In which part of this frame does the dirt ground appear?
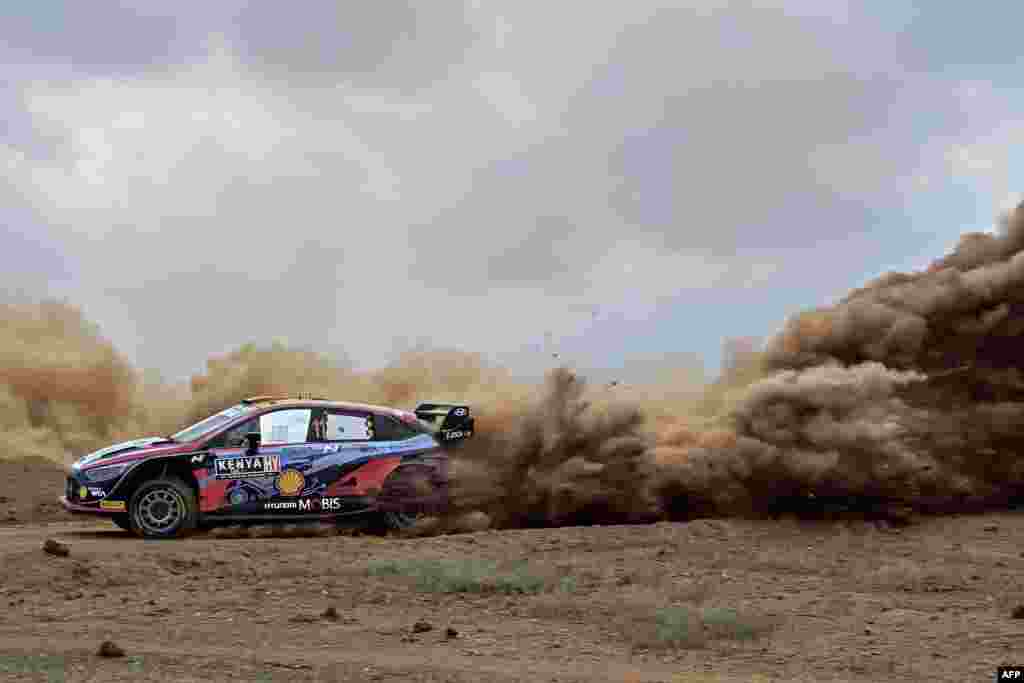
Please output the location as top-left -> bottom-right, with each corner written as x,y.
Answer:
1,460 -> 1022,682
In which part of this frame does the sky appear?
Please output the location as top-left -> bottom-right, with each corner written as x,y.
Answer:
2,1 -> 1023,382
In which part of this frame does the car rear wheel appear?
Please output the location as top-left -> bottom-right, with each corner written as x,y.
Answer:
128,477 -> 198,539
379,510 -> 420,530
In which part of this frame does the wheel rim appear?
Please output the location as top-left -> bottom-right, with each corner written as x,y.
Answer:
134,487 -> 185,534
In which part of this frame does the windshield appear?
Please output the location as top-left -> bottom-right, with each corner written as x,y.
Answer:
170,404 -> 252,443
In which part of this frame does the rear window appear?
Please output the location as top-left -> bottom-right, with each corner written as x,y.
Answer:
373,414 -> 424,441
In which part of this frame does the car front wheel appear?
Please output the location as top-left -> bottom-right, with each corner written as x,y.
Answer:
128,477 -> 198,539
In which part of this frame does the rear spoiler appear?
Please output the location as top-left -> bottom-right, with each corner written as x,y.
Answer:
414,403 -> 474,443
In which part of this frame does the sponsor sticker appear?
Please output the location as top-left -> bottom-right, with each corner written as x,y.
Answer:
87,487 -> 105,497
78,486 -> 88,499
99,500 -> 125,511
275,469 -> 305,497
214,455 -> 281,479
263,500 -> 299,510
319,497 -> 343,511
261,497 -> 343,512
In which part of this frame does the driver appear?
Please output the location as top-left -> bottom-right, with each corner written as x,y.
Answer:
310,412 -> 328,442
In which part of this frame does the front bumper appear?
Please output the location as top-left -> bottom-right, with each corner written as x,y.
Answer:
59,496 -> 123,516
63,473 -> 125,515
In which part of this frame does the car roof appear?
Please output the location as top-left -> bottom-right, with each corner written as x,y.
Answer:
241,396 -> 411,416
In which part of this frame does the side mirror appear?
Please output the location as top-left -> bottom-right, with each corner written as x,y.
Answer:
244,432 -> 261,455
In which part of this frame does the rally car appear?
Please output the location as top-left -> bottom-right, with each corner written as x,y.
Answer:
60,396 -> 473,538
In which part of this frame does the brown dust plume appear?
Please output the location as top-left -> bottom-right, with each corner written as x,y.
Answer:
5,202 -> 1024,528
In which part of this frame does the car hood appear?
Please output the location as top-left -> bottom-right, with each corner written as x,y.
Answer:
72,436 -> 181,471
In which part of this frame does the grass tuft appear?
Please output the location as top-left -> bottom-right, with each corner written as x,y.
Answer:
654,606 -> 703,647
630,605 -> 774,650
366,557 -> 565,595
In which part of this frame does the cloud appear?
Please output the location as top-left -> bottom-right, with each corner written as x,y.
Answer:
228,1 -> 479,90
0,2 -> 1018,377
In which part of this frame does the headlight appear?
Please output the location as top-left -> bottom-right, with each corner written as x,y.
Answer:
79,463 -> 130,482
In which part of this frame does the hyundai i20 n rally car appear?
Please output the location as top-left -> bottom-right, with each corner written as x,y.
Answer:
60,396 -> 473,538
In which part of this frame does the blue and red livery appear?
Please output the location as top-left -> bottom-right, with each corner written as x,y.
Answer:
60,397 -> 472,538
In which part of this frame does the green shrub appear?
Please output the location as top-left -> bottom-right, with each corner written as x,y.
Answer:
366,557 -> 554,595
640,605 -> 773,649
700,607 -> 762,640
655,606 -> 702,647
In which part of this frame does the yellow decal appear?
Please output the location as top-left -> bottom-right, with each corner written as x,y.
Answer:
99,500 -> 125,512
78,486 -> 88,499
275,469 -> 306,497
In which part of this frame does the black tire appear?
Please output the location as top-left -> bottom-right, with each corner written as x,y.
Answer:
378,510 -> 420,531
127,477 -> 198,539
111,514 -> 131,531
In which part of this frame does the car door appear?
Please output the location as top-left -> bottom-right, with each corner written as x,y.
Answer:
203,408 -> 313,514
299,408 -> 377,499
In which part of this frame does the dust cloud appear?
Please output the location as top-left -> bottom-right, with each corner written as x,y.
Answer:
650,200 -> 1024,520
5,202 -> 1024,528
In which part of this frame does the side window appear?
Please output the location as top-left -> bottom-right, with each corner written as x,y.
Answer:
373,414 -> 419,441
207,417 -> 259,449
259,409 -> 312,445
318,410 -> 374,442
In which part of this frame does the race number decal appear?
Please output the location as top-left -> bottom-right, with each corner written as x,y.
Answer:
325,413 -> 374,441
260,409 -> 312,445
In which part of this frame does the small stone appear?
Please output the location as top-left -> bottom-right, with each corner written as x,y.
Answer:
322,606 -> 339,621
97,641 -> 124,658
412,620 -> 433,633
1011,605 -> 1024,619
444,627 -> 458,639
43,539 -> 69,557
984,524 -> 999,532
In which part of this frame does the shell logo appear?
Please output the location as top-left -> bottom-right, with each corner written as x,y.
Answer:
276,469 -> 305,497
